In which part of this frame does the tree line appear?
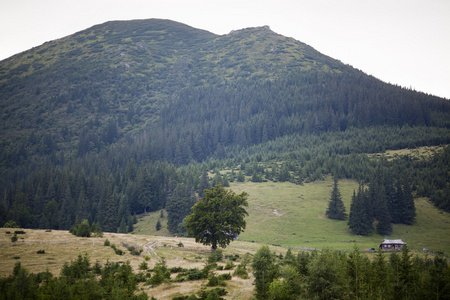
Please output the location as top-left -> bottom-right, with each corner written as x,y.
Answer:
252,245 -> 449,300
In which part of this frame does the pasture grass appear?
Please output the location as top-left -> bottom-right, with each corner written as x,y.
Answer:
229,177 -> 450,253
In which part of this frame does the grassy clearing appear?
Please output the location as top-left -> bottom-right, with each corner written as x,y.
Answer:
133,209 -> 171,236
228,177 -> 450,253
0,228 -> 286,299
132,176 -> 450,254
368,145 -> 444,160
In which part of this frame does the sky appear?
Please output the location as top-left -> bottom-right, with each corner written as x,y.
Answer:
1,0 -> 449,99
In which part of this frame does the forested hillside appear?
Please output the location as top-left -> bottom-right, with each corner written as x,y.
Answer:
0,19 -> 449,234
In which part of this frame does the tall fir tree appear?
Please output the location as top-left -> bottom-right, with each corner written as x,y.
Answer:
326,178 -> 347,220
399,175 -> 416,225
198,169 -> 211,197
369,176 -> 392,235
384,171 -> 400,223
348,184 -> 373,235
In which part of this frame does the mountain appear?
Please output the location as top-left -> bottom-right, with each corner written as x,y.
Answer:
0,19 -> 449,233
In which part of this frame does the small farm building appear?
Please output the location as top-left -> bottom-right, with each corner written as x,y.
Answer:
379,239 -> 407,251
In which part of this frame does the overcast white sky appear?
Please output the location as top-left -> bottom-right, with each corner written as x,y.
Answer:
1,0 -> 449,99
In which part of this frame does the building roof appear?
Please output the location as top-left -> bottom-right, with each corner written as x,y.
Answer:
381,239 -> 406,245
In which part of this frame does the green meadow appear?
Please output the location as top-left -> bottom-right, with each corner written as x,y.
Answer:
136,176 -> 450,254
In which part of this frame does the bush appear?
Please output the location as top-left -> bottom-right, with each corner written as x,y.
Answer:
224,262 -> 234,270
207,275 -> 226,287
218,273 -> 232,280
104,239 -> 110,246
170,267 -> 186,273
208,249 -> 223,264
139,261 -> 148,270
36,249 -> 45,254
4,220 -> 18,228
186,268 -> 203,281
233,264 -> 249,279
11,234 -> 18,243
14,230 -> 26,234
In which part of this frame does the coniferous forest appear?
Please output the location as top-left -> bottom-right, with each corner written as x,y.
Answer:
0,19 -> 449,237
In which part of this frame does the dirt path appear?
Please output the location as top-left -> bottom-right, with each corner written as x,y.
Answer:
143,240 -> 159,259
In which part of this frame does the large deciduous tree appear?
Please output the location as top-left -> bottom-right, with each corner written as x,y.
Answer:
185,184 -> 248,251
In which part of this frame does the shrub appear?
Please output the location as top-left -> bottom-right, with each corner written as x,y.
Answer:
14,230 -> 26,234
170,267 -> 186,273
104,239 -> 110,246
207,275 -> 226,287
186,268 -> 203,281
3,220 -> 18,228
36,249 -> 45,254
198,288 -> 227,299
224,262 -> 234,270
208,249 -> 223,264
218,273 -> 232,280
11,234 -> 18,243
144,255 -> 151,261
139,261 -> 148,270
233,264 -> 249,279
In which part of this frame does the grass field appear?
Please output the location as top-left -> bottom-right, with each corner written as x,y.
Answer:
230,178 -> 450,253
135,176 -> 450,254
0,228 -> 269,299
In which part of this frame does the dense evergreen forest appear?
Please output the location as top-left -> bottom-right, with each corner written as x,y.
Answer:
0,19 -> 449,234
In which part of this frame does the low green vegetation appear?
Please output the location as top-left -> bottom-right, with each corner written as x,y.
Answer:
251,245 -> 449,300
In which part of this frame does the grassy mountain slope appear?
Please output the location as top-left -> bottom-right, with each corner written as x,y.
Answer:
135,176 -> 450,254
0,19 -> 344,165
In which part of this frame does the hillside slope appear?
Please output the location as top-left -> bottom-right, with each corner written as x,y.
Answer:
0,19 -> 449,234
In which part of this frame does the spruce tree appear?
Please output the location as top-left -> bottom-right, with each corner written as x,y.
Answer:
399,175 -> 416,225
326,178 -> 347,220
370,178 -> 392,235
348,184 -> 373,235
385,172 -> 400,223
156,219 -> 161,231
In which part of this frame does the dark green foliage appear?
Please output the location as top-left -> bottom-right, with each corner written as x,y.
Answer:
156,219 -> 161,231
69,219 -> 103,237
232,264 -> 249,279
185,184 -> 248,251
10,233 -> 18,243
252,245 -> 278,299
348,186 -> 373,235
166,183 -> 196,234
325,178 -> 347,220
148,259 -> 170,286
306,250 -> 348,300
